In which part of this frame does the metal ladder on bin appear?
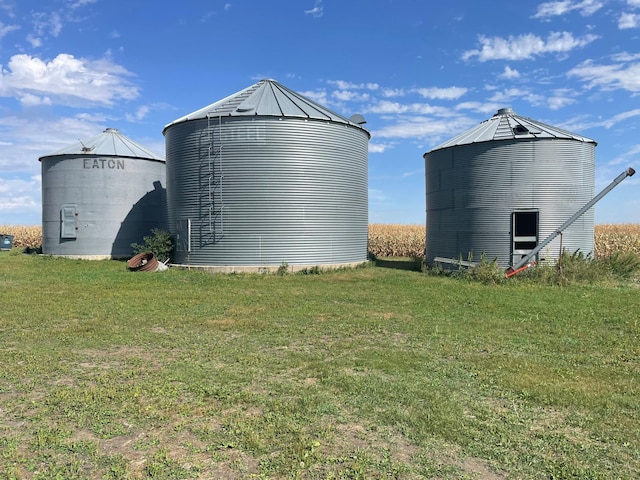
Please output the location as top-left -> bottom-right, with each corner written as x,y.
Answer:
205,113 -> 224,243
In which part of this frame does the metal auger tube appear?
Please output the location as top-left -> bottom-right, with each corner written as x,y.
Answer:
508,167 -> 636,273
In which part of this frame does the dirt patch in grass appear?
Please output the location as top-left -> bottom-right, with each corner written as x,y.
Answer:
326,422 -> 420,469
458,456 -> 506,479
79,345 -> 168,370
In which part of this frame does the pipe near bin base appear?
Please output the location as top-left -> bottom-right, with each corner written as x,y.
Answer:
127,252 -> 161,272
507,166 -> 636,275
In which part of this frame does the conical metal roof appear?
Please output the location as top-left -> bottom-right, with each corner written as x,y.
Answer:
426,108 -> 596,155
163,79 -> 368,134
40,128 -> 164,161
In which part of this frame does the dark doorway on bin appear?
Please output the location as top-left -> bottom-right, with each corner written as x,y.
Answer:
512,211 -> 538,264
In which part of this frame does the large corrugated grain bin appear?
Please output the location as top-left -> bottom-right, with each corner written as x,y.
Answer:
39,128 -> 166,259
423,108 -> 596,268
163,79 -> 370,270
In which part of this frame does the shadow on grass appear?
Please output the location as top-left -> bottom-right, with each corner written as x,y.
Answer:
374,257 -> 421,271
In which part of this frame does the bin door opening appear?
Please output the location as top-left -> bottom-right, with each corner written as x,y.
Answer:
61,204 -> 78,239
176,218 -> 192,253
512,211 -> 538,264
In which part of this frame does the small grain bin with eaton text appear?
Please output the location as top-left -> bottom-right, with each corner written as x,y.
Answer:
163,79 -> 370,270
423,108 -> 596,269
40,128 -> 167,259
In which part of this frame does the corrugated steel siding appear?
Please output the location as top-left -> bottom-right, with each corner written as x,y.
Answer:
425,139 -> 595,268
165,116 -> 369,266
41,155 -> 167,257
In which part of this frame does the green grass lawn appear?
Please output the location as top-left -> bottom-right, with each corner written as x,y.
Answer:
0,253 -> 638,479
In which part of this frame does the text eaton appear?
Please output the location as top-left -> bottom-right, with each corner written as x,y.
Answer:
83,158 -> 125,169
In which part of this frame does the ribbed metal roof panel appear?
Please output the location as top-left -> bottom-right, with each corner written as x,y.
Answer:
164,79 -> 368,133
427,108 -> 596,153
40,128 -> 164,161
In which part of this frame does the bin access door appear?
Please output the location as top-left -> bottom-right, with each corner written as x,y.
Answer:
512,211 -> 538,265
61,204 -> 78,239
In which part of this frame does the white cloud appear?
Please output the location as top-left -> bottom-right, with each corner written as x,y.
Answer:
299,89 -> 328,105
628,0 -> 640,7
414,86 -> 467,100
533,0 -> 604,19
462,31 -> 599,62
562,108 -> 640,132
125,105 -> 150,122
0,21 -> 19,39
304,0 -> 323,18
546,90 -> 577,109
32,11 -> 63,38
612,51 -> 640,61
569,59 -> 640,92
500,66 -> 521,79
401,169 -> 423,178
608,144 -> 640,166
381,88 -> 406,97
0,176 -> 40,214
18,92 -> 52,106
67,0 -> 98,8
619,12 -> 640,29
489,88 -> 530,103
0,53 -> 139,106
368,188 -> 387,202
364,100 -> 451,116
601,108 -> 640,128
332,90 -> 370,102
368,143 -> 391,153
0,114 -> 105,172
26,34 -> 42,47
454,101 -> 504,115
372,115 -> 475,141
327,80 -> 379,90
200,11 -> 215,23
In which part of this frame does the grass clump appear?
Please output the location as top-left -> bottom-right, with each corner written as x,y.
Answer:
519,250 -> 640,285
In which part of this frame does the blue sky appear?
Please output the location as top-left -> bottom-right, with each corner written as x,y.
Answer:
1,0 -> 639,226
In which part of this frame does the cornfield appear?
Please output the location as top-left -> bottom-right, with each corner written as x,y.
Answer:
368,224 -> 426,258
3,224 -> 640,259
0,225 -> 42,249
593,224 -> 640,259
367,224 -> 640,259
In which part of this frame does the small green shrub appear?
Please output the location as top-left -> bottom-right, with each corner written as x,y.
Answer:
599,250 -> 640,279
276,262 -> 290,276
131,228 -> 174,263
464,255 -> 504,284
297,265 -> 322,275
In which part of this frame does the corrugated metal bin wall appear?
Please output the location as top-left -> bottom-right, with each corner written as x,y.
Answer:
425,131 -> 595,268
40,129 -> 166,258
165,116 -> 369,266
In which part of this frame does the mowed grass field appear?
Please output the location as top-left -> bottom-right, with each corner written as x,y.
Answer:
1,251 -> 639,479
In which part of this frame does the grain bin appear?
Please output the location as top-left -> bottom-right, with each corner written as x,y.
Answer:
163,79 -> 370,270
40,128 -> 166,259
423,108 -> 596,268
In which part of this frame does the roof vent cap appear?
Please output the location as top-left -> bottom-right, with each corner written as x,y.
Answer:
495,107 -> 514,116
349,113 -> 367,125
